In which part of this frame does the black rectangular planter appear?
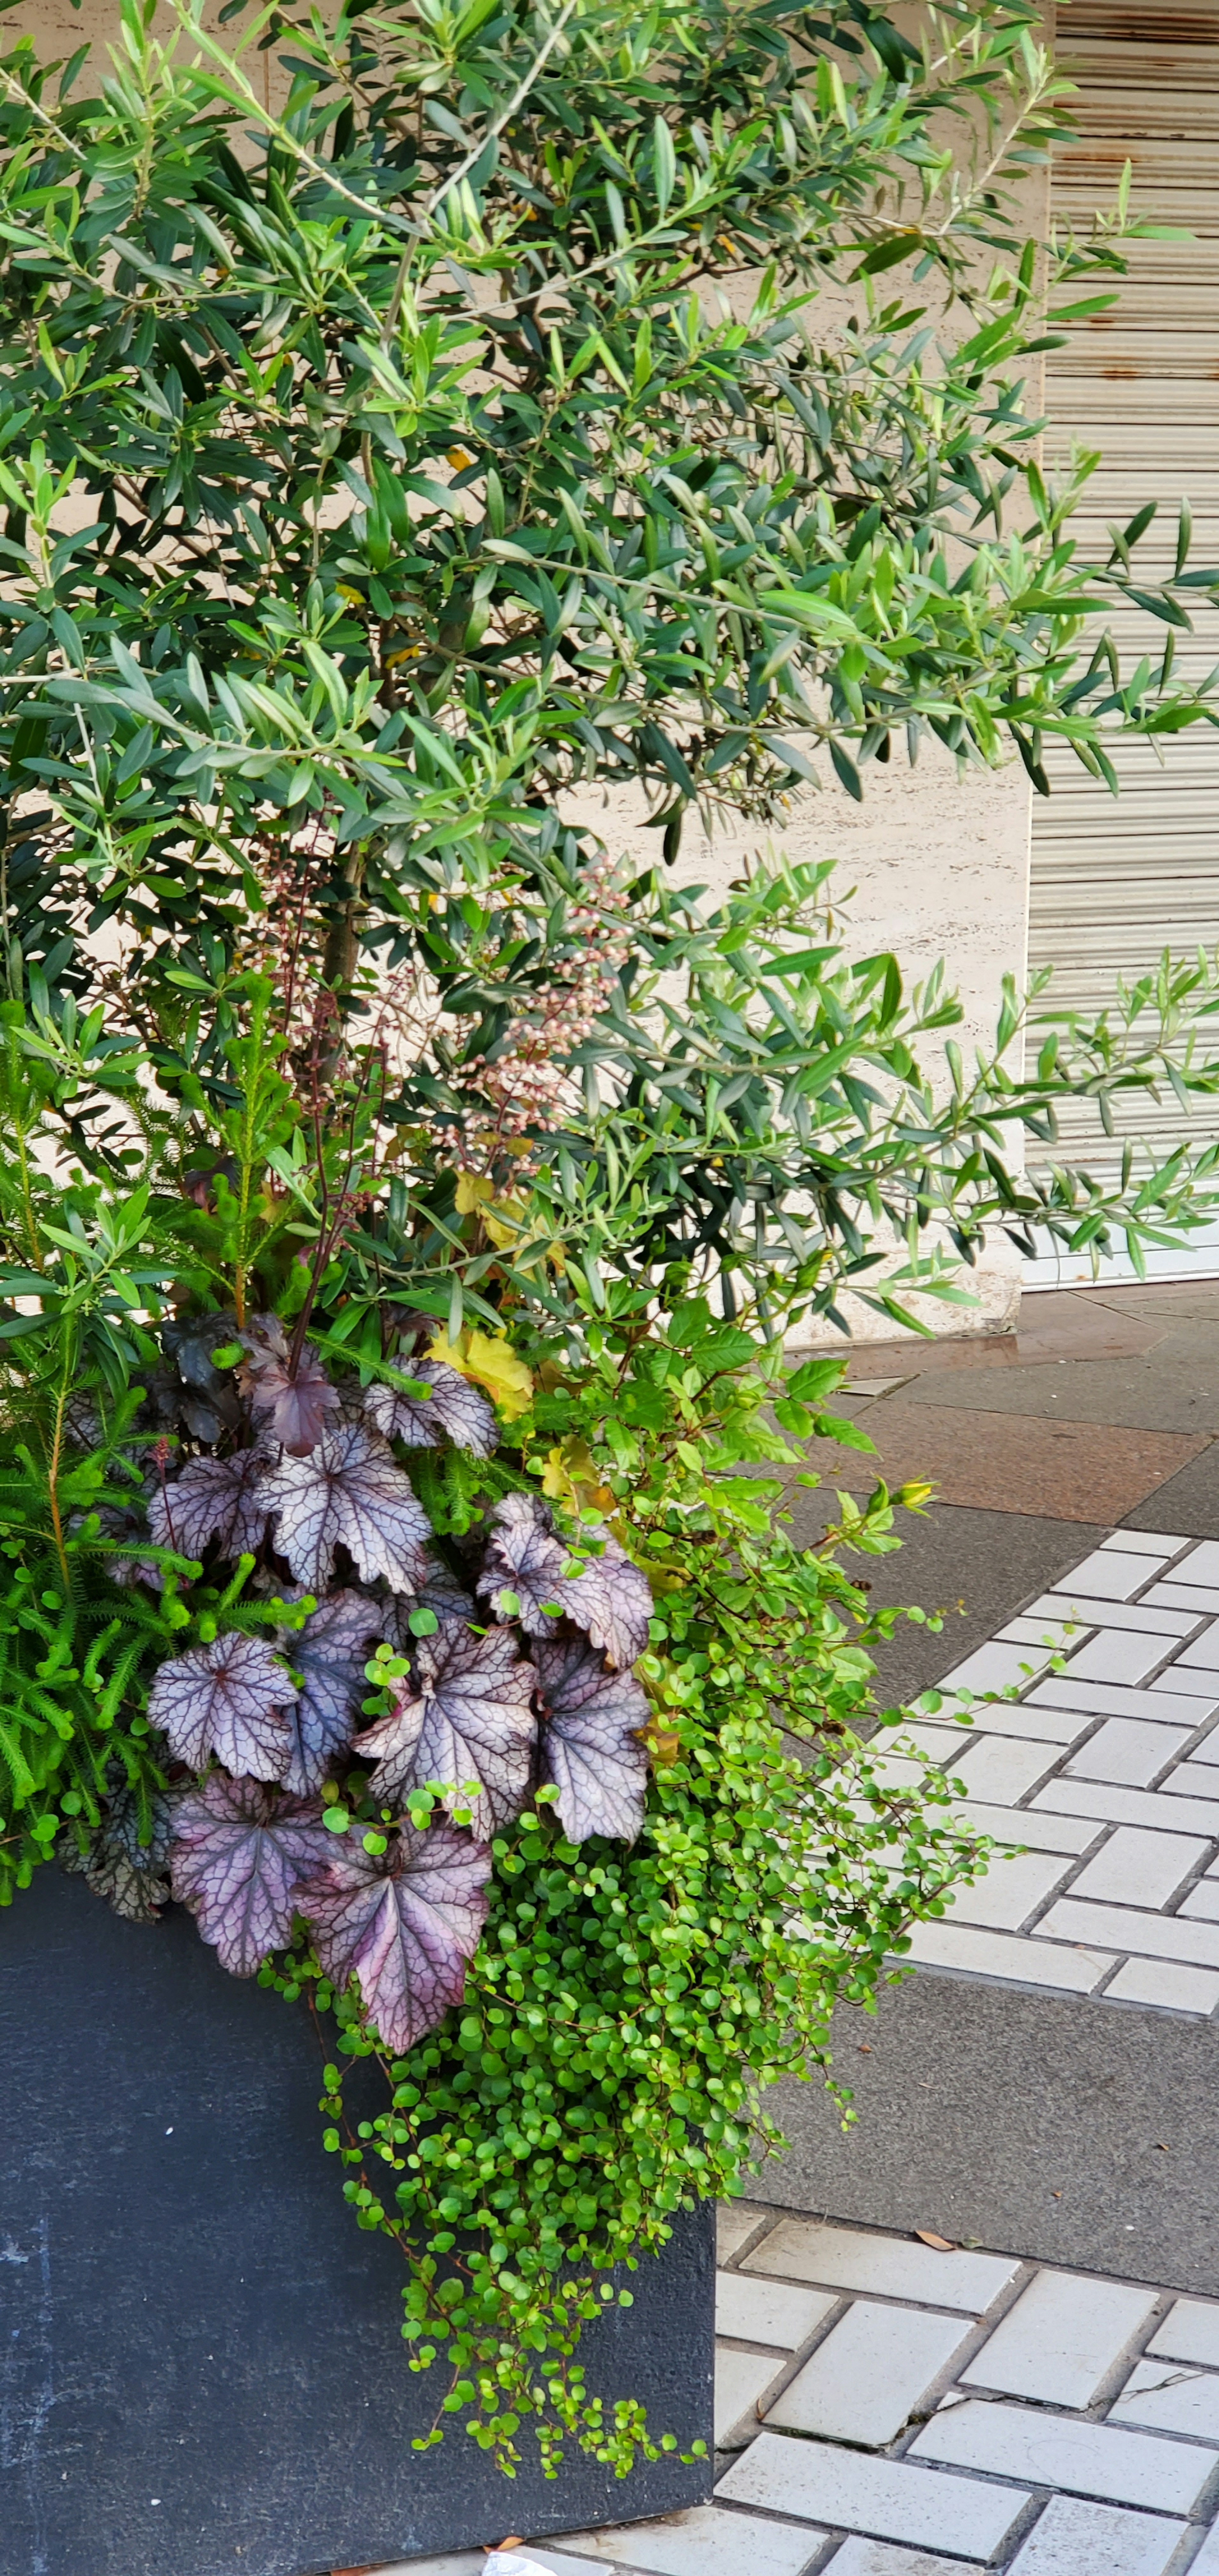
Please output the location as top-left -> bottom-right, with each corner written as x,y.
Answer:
1,1868 -> 714,2576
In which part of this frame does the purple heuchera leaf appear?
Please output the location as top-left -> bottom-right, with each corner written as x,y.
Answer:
59,1784 -> 177,1923
282,1589 -> 383,1794
477,1493 -> 652,1668
352,1622 -> 536,1839
364,1361 -> 497,1458
171,1774 -> 332,1974
382,1556 -> 476,1653
147,1632 -> 294,1781
239,1313 -> 341,1455
296,1820 -> 492,2053
147,1449 -> 271,1563
532,1633 -> 649,1844
259,1424 -> 431,1594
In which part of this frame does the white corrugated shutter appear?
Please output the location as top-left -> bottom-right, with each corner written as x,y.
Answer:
1025,0 -> 1219,1283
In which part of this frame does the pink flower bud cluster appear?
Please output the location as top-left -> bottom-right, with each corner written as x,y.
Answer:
465,854 -> 631,1161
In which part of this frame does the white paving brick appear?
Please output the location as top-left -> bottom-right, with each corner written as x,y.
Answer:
885,1722 -> 981,1773
716,2432 -> 1030,2558
949,1736 -> 1064,1805
1053,1551 -> 1161,1600
1030,1680 -> 1216,1727
1173,1624 -> 1219,1671
1175,1543 -> 1219,1585
1101,1533 -> 1185,1555
1149,1670 -> 1219,1702
1149,2300 -> 1219,2369
1033,1781 -> 1219,1838
765,2300 -> 973,2448
933,1642 -> 1057,1697
742,2221 -> 1019,2313
962,2270 -> 1157,2408
1109,2355 -> 1219,2441
931,1704 -> 1085,1747
1032,1595 -> 1197,1638
554,2503 -> 829,2575
910,2397 -> 1217,2512
715,2271 -> 837,2350
1181,1882 -> 1219,1918
1104,1957 -> 1219,2013
828,2548 -> 985,2576
1063,1635 -> 1170,1688
1065,1720 -> 1192,1789
1182,1729 -> 1219,1765
1035,1896 -> 1219,1969
1004,2494 -> 1187,2576
1070,1827 -> 1209,1909
716,2203 -> 772,2266
938,1849 -> 1076,1931
1185,2526 -> 1219,2572
999,1617 -> 1087,1648
949,1802 -> 1103,1854
1161,1773 -> 1219,1808
903,1920 -> 1114,1993
1143,1582 -> 1219,1612
715,2342 -> 790,2447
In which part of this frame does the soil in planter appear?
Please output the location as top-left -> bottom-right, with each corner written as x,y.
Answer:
0,1867 -> 714,2576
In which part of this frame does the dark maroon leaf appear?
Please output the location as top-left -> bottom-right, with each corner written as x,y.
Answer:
59,1784 -> 176,1923
365,1360 -> 497,1458
239,1313 -> 341,1455
147,1449 -> 271,1563
147,1632 -> 295,1781
352,1622 -> 536,1838
259,1424 -> 432,1594
532,1634 -> 649,1843
282,1590 -> 383,1794
170,1774 -> 332,1974
296,1821 -> 492,2053
477,1493 -> 652,1668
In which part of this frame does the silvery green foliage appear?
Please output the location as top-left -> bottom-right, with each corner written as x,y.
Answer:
295,1822 -> 494,2058
170,1775 -> 333,1975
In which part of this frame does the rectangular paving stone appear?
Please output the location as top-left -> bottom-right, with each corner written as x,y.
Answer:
935,1643 -> 1058,1699
1032,1780 -> 1219,1837
1143,1582 -> 1219,1613
910,2397 -> 1217,2512
903,1920 -> 1114,1993
1104,1957 -> 1219,2014
1109,2354 -> 1219,2441
715,2342 -> 790,2448
1065,1720 -> 1192,1789
1036,1897 -> 1219,1970
1149,2300 -> 1219,2369
552,2508 -> 830,2576
949,1736 -> 1065,1805
1182,1882 -> 1219,1918
715,2271 -> 837,2351
741,2221 -> 1019,2313
1174,1625 -> 1219,1669
1004,2494 -> 1187,2576
1185,2527 -> 1219,2573
716,2432 -> 1031,2558
1030,1679 -> 1218,1726
922,1703 -> 1085,1747
1063,1635 -> 1171,1688
949,1802 -> 1103,1854
1055,1549 -> 1164,1599
716,2203 -> 772,2266
1149,1668 -> 1219,1700
1175,1542 -> 1219,1585
1070,1827 -> 1209,1909
828,2551 -> 984,2576
765,2300 -> 973,2448
999,1617 -> 1089,1650
1101,1532 -> 1186,1554
938,1849 -> 1076,1932
962,2269 -> 1157,2408
1032,1595 -> 1197,1638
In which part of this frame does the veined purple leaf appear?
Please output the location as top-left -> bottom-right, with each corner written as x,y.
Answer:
477,1493 -> 652,1668
59,1784 -> 176,1923
259,1424 -> 431,1594
239,1313 -> 341,1455
147,1448 -> 271,1563
365,1360 -> 497,1458
147,1632 -> 294,1781
296,1821 -> 492,2054
533,1633 -> 649,1844
170,1774 -> 332,1975
352,1622 -> 536,1838
282,1589 -> 383,1794
382,1556 -> 476,1653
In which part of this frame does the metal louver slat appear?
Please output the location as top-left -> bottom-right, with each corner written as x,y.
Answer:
1025,2 -> 1219,1281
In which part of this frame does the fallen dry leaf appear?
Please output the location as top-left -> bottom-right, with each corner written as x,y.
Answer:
914,2229 -> 956,2252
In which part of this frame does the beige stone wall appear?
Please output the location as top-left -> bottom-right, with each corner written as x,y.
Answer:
9,0 -> 1045,1340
